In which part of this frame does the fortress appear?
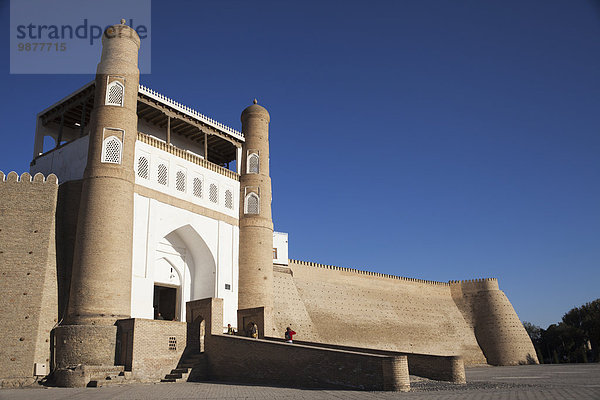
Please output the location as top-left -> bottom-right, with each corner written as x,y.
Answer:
0,21 -> 537,389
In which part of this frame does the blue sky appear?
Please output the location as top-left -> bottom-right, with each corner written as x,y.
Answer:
1,1 -> 598,328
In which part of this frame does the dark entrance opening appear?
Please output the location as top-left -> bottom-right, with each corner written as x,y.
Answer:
153,285 -> 177,321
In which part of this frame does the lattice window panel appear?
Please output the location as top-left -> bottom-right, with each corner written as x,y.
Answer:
168,336 -> 177,351
158,164 -> 168,186
193,177 -> 203,198
248,153 -> 259,174
105,81 -> 124,107
101,136 -> 122,164
209,183 -> 218,203
225,190 -> 233,209
245,193 -> 259,214
176,170 -> 186,192
137,156 -> 149,179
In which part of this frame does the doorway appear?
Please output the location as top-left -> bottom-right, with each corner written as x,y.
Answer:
154,285 -> 178,321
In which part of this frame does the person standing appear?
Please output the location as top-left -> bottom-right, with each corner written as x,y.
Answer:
227,324 -> 236,335
285,326 -> 296,343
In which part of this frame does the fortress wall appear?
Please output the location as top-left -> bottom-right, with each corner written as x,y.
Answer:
0,172 -> 58,386
450,280 -> 539,365
273,260 -> 487,364
272,265 -> 320,341
55,180 -> 83,322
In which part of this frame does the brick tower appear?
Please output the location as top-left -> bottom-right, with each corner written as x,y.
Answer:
54,20 -> 140,384
238,100 -> 275,336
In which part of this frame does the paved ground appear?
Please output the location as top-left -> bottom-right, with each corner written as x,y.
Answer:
1,364 -> 599,399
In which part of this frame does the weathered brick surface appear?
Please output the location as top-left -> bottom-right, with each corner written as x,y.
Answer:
275,261 -> 536,367
117,319 -> 186,382
54,181 -> 82,322
450,279 -> 539,365
0,171 -> 58,386
206,334 -> 409,391
275,261 -> 487,364
267,337 -> 465,383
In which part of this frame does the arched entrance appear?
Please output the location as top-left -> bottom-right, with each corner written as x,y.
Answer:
152,224 -> 216,322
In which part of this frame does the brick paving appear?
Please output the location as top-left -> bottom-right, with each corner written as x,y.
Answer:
1,364 -> 599,400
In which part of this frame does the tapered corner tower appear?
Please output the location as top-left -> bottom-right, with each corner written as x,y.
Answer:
54,20 -> 140,385
238,100 -> 275,336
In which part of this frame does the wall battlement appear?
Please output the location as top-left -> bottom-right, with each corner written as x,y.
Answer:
0,171 -> 58,184
449,278 -> 499,295
289,259 -> 449,287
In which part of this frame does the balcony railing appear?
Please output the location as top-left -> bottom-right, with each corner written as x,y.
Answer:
136,132 -> 239,181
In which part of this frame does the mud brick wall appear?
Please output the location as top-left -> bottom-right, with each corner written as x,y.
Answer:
450,279 -> 539,365
268,337 -> 466,383
117,318 -> 186,381
274,260 -> 487,364
0,172 -> 58,386
206,334 -> 409,391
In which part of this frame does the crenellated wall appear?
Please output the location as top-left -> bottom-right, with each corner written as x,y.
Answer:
273,259 -> 537,366
273,260 -> 487,364
449,279 -> 539,365
0,171 -> 59,387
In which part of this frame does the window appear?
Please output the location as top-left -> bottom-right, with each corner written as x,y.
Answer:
225,189 -> 233,209
158,164 -> 168,185
105,80 -> 124,107
101,135 -> 122,164
209,183 -> 218,203
273,248 -> 278,259
175,170 -> 186,192
247,153 -> 259,174
193,177 -> 203,198
245,193 -> 259,214
137,156 -> 149,179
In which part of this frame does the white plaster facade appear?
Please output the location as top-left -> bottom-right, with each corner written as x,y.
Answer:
134,140 -> 238,219
131,193 -> 239,327
30,135 -> 89,183
273,231 -> 289,266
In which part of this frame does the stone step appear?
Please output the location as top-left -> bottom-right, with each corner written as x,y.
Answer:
171,368 -> 190,374
177,362 -> 196,368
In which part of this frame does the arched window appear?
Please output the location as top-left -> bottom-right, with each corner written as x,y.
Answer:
245,193 -> 259,214
209,183 -> 218,203
247,153 -> 259,174
105,81 -> 124,107
101,135 -> 122,164
193,177 -> 203,198
225,190 -> 233,209
137,156 -> 149,179
176,170 -> 186,192
158,164 -> 168,185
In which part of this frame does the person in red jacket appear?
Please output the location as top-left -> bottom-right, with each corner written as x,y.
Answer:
285,326 -> 296,343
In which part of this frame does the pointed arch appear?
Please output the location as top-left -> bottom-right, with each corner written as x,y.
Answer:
101,135 -> 122,164
244,192 -> 260,214
105,80 -> 125,107
247,152 -> 259,174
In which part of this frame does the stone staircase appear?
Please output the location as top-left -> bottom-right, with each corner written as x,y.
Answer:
161,352 -> 208,383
